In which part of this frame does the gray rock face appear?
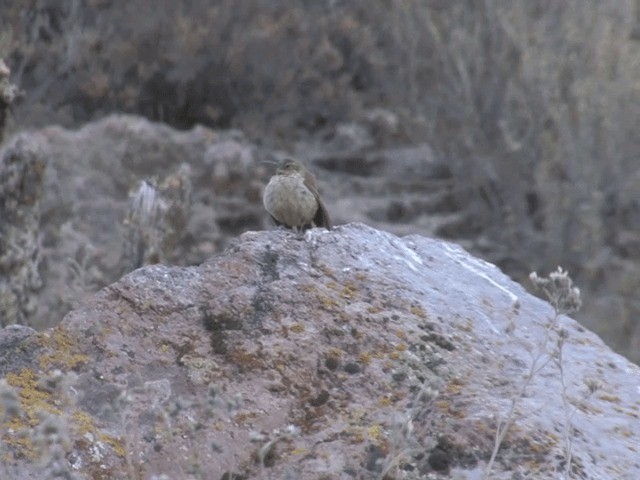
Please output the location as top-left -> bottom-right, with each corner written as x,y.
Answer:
0,224 -> 638,479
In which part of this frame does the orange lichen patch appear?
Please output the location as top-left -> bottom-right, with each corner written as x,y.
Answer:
39,327 -> 88,370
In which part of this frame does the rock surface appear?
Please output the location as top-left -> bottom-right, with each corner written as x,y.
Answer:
1,224 -> 638,479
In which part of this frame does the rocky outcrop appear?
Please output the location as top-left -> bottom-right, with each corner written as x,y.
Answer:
1,224 -> 638,479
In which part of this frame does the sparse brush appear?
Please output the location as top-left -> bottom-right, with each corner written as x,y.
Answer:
123,164 -> 192,269
530,267 -> 582,316
485,267 -> 582,479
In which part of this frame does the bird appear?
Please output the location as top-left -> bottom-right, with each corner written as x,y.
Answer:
263,158 -> 331,231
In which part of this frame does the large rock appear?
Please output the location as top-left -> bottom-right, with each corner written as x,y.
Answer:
0,224 -> 638,479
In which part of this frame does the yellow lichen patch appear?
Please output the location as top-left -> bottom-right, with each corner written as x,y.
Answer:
341,282 -> 358,300
327,348 -> 343,359
410,304 -> 427,319
5,368 -> 61,425
233,411 -> 259,425
434,399 -> 451,413
290,447 -> 310,456
326,281 -> 339,291
318,265 -> 336,279
395,330 -> 406,340
1,368 -> 63,459
460,318 -> 474,332
98,433 -> 127,458
367,305 -> 383,314
1,425 -> 35,459
367,424 -> 385,446
318,294 -> 339,310
348,428 -> 366,444
72,410 -> 97,436
289,323 -> 305,333
445,378 -> 466,395
358,352 -> 372,365
613,426 -> 634,438
378,396 -> 392,407
599,393 -> 621,403
71,412 -> 129,462
394,343 -> 407,352
39,328 -> 88,370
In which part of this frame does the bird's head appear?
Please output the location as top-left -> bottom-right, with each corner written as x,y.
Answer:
276,158 -> 305,175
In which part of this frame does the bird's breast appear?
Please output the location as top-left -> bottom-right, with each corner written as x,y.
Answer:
263,175 -> 318,227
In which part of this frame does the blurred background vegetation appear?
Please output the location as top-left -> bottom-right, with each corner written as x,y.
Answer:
1,0 -> 639,361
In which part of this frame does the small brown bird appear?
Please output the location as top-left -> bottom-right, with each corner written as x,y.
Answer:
263,158 -> 332,231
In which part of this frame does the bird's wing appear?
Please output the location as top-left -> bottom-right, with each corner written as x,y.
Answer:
304,171 -> 332,230
313,197 -> 332,230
